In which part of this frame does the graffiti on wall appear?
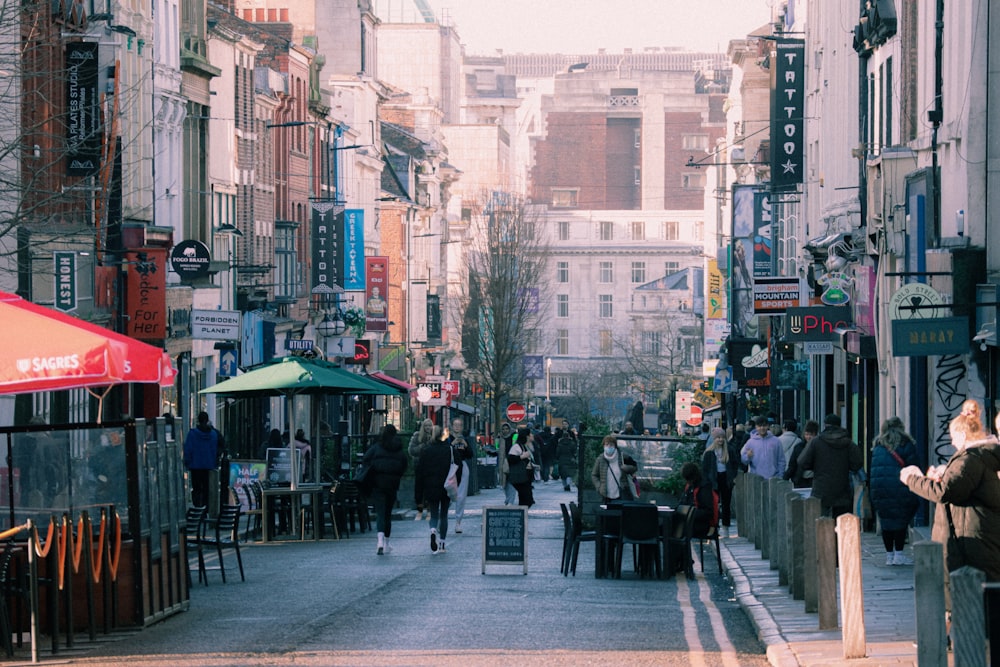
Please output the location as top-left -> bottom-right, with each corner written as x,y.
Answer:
931,354 -> 968,465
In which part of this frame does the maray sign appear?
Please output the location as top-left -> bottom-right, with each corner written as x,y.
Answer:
770,38 -> 805,191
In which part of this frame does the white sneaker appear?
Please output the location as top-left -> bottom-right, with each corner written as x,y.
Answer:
438,540 -> 446,553
894,550 -> 914,566
384,539 -> 393,554
886,552 -> 895,566
414,510 -> 423,521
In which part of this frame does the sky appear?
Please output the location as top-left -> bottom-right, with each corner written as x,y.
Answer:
414,0 -> 777,55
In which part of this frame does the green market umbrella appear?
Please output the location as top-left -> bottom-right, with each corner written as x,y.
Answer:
201,356 -> 402,490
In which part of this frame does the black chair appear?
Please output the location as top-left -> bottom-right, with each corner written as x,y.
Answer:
197,504 -> 245,583
241,482 -> 262,542
617,503 -> 662,579
559,504 -> 572,574
184,506 -> 208,586
566,502 -> 596,577
666,505 -> 697,578
333,480 -> 370,535
0,542 -> 20,657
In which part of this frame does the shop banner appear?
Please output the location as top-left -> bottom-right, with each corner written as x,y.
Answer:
343,209 -> 365,291
125,248 -> 167,339
311,203 -> 343,292
66,42 -> 101,176
365,256 -> 388,332
770,38 -> 805,190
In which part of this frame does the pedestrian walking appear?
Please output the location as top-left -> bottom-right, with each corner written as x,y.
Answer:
506,426 -> 536,507
798,413 -> 863,517
556,428 -> 578,491
740,415 -> 785,480
408,418 -> 434,520
590,434 -> 637,504
702,427 -> 738,537
777,419 -> 801,470
446,417 -> 474,533
183,411 -> 224,508
783,419 -> 817,488
869,417 -> 919,565
496,423 -> 517,505
361,424 -> 408,555
416,425 -> 454,553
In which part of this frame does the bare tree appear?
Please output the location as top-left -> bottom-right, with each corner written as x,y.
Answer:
454,191 -> 549,435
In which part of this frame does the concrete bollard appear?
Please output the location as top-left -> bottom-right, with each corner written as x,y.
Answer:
836,513 -> 866,660
790,495 -> 804,600
950,566 -> 987,667
773,480 -> 791,583
761,477 -> 771,560
802,497 -> 821,612
913,541 -> 947,667
732,473 -> 744,537
816,517 -> 837,629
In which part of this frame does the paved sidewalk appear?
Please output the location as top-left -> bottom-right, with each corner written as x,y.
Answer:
720,525 -> 929,666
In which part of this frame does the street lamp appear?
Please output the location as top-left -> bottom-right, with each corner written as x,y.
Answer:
545,357 -> 552,427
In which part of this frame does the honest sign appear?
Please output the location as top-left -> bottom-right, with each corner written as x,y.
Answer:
481,506 -> 527,574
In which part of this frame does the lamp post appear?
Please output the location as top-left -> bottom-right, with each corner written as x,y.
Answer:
545,357 -> 552,427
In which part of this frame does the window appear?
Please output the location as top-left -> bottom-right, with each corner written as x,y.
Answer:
633,128 -> 641,148
630,221 -> 644,241
599,220 -> 614,241
554,375 -> 572,394
641,331 -> 662,356
557,220 -> 570,241
682,134 -> 709,151
552,189 -> 578,207
599,330 -> 613,356
556,329 -> 569,355
274,221 -> 298,301
634,166 -> 641,186
662,221 -> 679,240
599,294 -> 613,318
664,261 -> 679,276
682,172 -> 706,189
631,262 -> 646,283
557,294 -> 569,318
599,261 -> 613,283
557,261 -> 569,283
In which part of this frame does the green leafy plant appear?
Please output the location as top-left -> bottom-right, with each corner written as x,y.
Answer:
656,438 -> 703,495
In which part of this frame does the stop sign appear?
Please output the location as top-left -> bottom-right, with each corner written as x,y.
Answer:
506,402 -> 527,422
686,404 -> 703,426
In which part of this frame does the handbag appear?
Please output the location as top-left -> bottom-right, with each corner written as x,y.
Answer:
444,448 -> 459,501
355,462 -> 373,494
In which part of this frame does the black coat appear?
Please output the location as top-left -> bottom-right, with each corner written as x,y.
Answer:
362,436 -> 408,493
416,439 -> 453,503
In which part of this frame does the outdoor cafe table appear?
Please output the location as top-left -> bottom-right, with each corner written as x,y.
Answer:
261,484 -> 327,542
594,503 -> 674,579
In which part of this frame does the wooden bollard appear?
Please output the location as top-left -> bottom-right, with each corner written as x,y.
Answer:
816,517 -> 837,628
836,513 -> 866,659
950,566 -> 986,667
760,477 -> 771,560
802,497 -> 821,611
752,474 -> 764,548
790,496 -> 805,600
913,541 -> 947,667
784,491 -> 798,593
773,480 -> 791,583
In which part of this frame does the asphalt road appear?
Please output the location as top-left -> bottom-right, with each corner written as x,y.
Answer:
53,485 -> 769,667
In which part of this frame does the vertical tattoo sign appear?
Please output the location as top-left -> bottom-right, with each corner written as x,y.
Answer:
311,202 -> 342,291
770,38 -> 805,191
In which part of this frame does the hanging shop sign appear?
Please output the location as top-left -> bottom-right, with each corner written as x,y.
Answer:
125,249 -> 167,339
889,282 -> 945,320
66,42 -> 101,176
54,251 -> 77,312
169,240 -> 211,279
342,209 -> 365,291
892,317 -> 969,357
753,277 -> 802,314
769,38 -> 805,191
784,306 -> 851,342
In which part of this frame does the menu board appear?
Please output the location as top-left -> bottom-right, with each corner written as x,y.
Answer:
481,506 -> 527,574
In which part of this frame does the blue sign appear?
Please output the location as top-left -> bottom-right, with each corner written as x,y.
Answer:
523,355 -> 544,380
343,209 -> 365,291
220,349 -> 238,377
713,366 -> 736,393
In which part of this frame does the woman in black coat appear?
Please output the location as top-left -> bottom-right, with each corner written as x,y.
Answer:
415,426 -> 454,553
362,424 -> 408,555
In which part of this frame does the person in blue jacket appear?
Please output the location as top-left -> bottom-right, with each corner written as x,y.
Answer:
870,417 -> 921,565
183,411 -> 223,508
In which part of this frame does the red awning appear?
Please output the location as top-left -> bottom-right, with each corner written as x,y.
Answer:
368,371 -> 415,393
0,291 -> 176,394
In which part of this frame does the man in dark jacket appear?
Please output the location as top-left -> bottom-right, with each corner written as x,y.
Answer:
183,411 -> 224,508
798,413 -> 862,516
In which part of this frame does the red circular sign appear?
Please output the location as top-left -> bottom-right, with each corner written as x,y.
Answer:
686,404 -> 704,426
505,402 -> 527,422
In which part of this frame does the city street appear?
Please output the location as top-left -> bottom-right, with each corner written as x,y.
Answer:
60,483 -> 768,666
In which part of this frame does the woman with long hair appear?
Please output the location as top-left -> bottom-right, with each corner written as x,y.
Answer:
702,427 -> 739,538
361,424 -> 408,555
408,418 -> 435,520
869,417 -> 920,565
416,425 -> 454,553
